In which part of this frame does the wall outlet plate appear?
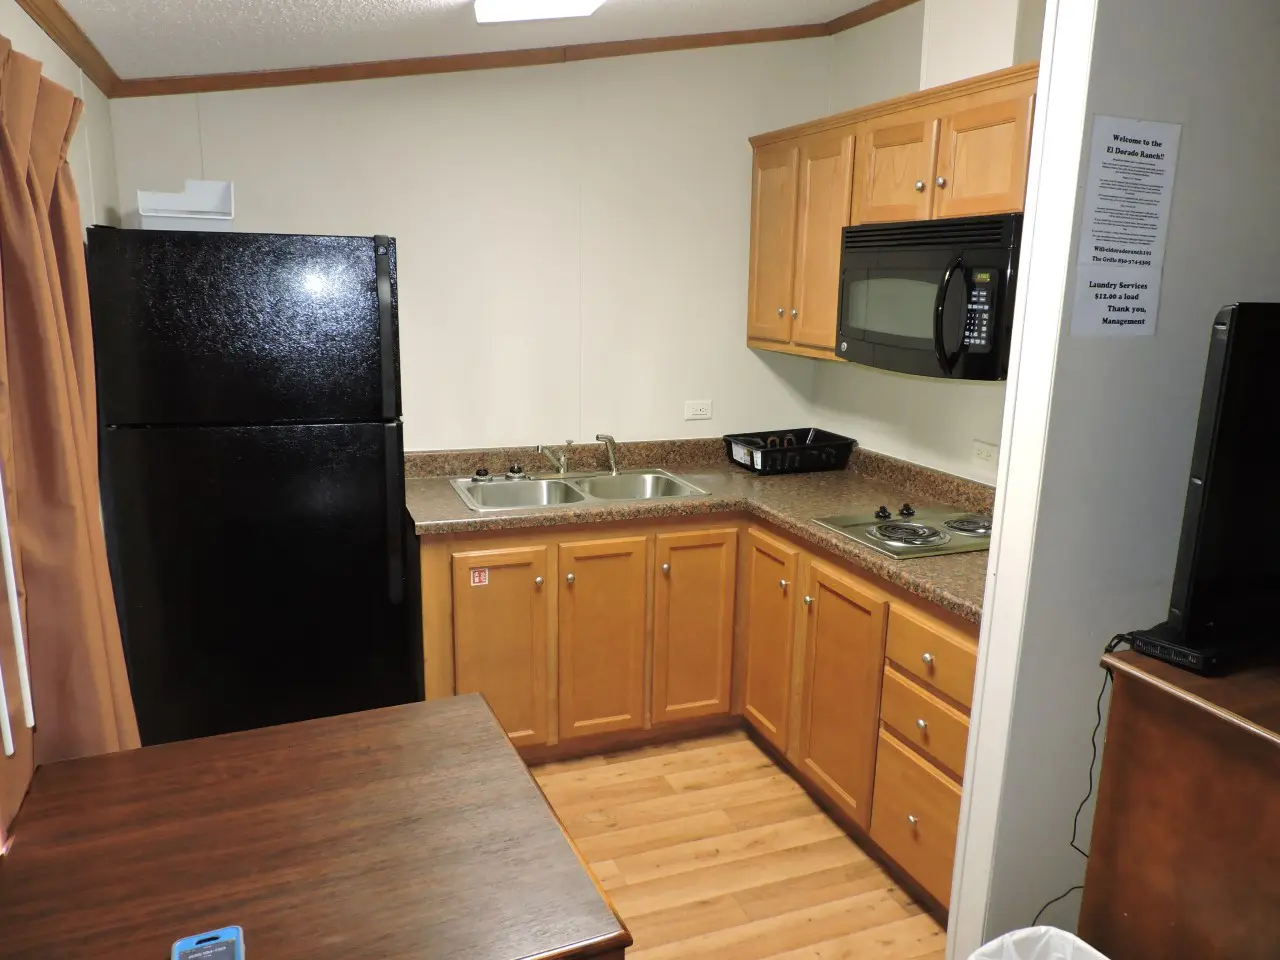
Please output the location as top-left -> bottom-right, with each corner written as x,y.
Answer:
684,400 -> 713,421
973,439 -> 999,464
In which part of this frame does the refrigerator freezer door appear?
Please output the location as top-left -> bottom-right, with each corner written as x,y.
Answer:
101,422 -> 417,745
89,229 -> 399,426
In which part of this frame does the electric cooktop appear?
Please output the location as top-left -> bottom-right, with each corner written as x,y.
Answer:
814,504 -> 992,559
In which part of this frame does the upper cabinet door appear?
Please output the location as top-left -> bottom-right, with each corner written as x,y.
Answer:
747,143 -> 800,343
933,90 -> 1036,218
851,118 -> 939,224
792,128 -> 856,350
558,536 -> 649,740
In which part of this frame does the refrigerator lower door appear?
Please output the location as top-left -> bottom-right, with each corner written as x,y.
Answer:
101,422 -> 419,745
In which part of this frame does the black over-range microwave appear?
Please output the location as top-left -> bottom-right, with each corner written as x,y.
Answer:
835,213 -> 1023,380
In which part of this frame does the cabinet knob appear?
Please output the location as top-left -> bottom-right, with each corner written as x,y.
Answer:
791,309 -> 798,319
566,573 -> 575,584
777,307 -> 784,317
907,814 -> 919,826
914,179 -> 925,192
779,579 -> 789,590
534,576 -> 544,587
935,176 -> 947,188
921,652 -> 935,666
661,563 -> 671,574
803,595 -> 813,606
916,718 -> 928,731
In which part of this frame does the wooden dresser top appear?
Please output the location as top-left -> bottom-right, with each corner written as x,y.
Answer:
1105,649 -> 1280,746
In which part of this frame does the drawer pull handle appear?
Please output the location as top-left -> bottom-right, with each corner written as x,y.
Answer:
916,718 -> 928,731
907,814 -> 919,826
921,652 -> 935,666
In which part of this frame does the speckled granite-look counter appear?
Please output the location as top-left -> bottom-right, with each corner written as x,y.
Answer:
407,444 -> 992,624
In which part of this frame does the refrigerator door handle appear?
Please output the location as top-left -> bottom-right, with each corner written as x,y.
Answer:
375,237 -> 396,421
385,425 -> 404,605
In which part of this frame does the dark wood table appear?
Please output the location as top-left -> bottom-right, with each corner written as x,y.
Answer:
0,695 -> 630,960
1079,650 -> 1280,959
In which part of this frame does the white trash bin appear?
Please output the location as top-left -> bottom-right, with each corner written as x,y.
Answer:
968,927 -> 1110,960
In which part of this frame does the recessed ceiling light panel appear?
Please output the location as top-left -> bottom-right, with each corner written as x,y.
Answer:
474,0 -> 608,24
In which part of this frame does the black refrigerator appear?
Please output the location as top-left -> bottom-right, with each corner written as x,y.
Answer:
88,228 -> 422,746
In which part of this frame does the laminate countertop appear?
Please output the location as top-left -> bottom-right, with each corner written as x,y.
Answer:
408,464 -> 991,623
0,696 -> 631,960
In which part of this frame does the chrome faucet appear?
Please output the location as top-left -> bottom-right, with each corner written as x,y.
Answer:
596,434 -> 619,476
536,441 -> 573,475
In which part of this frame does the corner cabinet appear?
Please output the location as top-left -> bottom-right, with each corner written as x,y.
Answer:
747,62 -> 1038,360
652,529 -> 738,723
747,128 -> 855,358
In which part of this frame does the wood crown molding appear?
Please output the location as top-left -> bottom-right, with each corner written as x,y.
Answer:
747,61 -> 1041,147
67,0 -> 919,98
14,0 -> 120,95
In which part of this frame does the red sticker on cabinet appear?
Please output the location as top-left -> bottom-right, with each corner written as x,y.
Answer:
470,568 -> 489,587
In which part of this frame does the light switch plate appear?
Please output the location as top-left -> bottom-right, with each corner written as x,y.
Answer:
684,400 -> 713,421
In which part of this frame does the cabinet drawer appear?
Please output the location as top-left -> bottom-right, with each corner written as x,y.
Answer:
870,729 -> 962,907
880,666 -> 969,778
886,607 -> 977,707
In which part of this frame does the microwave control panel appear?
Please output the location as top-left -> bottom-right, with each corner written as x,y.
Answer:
964,271 -> 997,351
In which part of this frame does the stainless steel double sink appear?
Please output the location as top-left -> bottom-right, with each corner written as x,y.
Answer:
450,469 -> 710,512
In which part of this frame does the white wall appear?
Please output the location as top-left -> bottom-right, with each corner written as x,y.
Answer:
111,42 -> 831,452
818,0 -> 1010,483
952,0 -> 1280,951
0,0 -> 119,230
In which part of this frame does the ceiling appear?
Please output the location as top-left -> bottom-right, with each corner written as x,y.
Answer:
58,0 -> 878,81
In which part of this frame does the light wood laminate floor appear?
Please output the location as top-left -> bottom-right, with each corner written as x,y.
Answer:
532,730 -> 946,960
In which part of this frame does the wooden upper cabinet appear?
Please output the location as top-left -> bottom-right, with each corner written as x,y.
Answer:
933,86 -> 1036,219
452,546 -> 551,746
795,561 -> 889,830
851,117 -> 939,224
747,143 -> 799,343
739,527 -> 800,751
557,536 -> 648,739
792,127 -> 855,349
652,529 -> 737,724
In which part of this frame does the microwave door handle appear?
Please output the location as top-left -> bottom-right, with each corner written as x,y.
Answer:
933,255 -> 968,375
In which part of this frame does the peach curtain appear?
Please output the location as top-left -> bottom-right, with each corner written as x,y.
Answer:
0,34 -> 137,823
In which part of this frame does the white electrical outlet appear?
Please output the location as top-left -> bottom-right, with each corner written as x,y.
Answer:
973,439 -> 998,464
684,400 -> 713,421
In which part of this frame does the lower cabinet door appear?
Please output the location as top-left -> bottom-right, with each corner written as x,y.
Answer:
653,528 -> 738,723
558,536 -> 649,739
796,560 -> 889,830
870,728 -> 962,907
452,546 -> 551,746
740,527 -> 800,750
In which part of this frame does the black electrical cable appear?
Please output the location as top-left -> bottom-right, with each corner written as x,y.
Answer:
1032,885 -> 1084,926
1028,635 -> 1130,925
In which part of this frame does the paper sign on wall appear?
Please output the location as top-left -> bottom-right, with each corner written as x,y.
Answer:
470,568 -> 489,587
1071,115 -> 1181,337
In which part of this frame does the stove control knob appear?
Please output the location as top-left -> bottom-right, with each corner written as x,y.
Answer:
899,504 -> 915,517
875,506 -> 892,521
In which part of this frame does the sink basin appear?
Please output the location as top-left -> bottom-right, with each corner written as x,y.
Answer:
454,478 -> 586,511
570,472 -> 706,501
